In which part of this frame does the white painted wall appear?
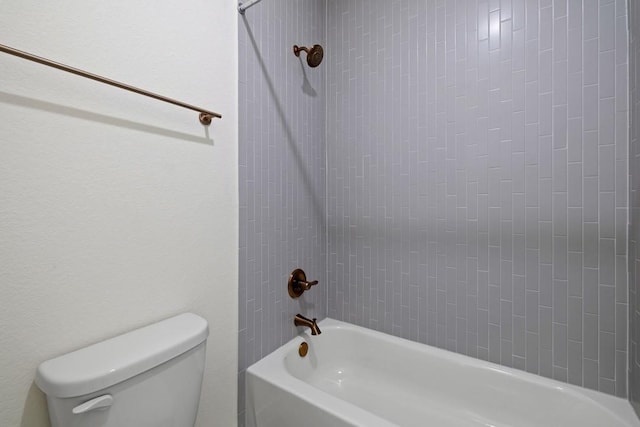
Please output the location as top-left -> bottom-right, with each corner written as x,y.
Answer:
0,1 -> 238,426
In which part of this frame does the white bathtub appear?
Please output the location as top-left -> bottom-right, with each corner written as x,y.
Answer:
246,318 -> 640,427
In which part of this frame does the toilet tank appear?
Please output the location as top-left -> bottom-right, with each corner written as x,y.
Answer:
35,313 -> 209,427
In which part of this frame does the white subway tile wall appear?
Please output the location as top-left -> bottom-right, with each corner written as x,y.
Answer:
238,0 -> 327,425
326,0 -> 628,396
629,0 -> 640,416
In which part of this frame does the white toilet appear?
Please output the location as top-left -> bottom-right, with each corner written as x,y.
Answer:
35,313 -> 209,427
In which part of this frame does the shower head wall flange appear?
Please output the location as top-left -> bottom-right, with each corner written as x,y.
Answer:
293,44 -> 324,68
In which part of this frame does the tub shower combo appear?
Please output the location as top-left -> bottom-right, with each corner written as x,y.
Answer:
239,0 -> 640,426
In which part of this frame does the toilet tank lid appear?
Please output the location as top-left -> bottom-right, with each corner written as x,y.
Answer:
35,313 -> 209,398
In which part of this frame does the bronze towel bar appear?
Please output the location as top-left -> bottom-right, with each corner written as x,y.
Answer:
0,43 -> 221,125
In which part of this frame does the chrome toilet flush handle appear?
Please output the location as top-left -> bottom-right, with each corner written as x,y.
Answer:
288,268 -> 319,298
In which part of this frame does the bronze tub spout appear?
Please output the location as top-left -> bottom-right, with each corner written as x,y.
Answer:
294,314 -> 321,335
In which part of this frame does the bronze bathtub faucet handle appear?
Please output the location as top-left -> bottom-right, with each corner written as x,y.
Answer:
299,279 -> 318,291
288,268 -> 319,298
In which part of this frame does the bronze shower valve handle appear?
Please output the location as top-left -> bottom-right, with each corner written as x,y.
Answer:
288,268 -> 319,298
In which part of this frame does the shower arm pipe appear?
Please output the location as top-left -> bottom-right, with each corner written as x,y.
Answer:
238,0 -> 264,14
0,43 -> 221,125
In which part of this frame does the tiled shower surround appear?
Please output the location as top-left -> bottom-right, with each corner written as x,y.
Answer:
240,0 -> 633,423
237,0 -> 327,424
326,0 -> 628,395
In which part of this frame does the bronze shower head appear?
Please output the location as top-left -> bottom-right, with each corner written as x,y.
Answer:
293,44 -> 323,68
